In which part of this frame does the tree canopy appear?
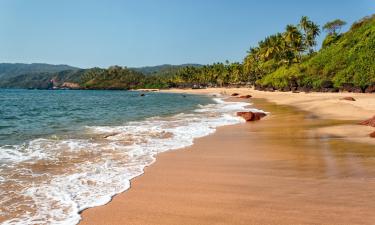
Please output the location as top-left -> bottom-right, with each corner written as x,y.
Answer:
323,19 -> 347,35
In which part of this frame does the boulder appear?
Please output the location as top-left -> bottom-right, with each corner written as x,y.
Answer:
281,86 -> 291,92
237,111 -> 266,121
297,86 -> 312,93
239,95 -> 252,99
340,96 -> 356,101
359,115 -> 375,127
140,93 -> 145,96
370,131 -> 375,138
231,93 -> 239,96
365,85 -> 375,93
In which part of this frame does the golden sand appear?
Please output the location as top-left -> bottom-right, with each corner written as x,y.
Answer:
80,93 -> 375,225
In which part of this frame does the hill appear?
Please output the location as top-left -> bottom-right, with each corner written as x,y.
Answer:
132,64 -> 202,75
258,15 -> 375,92
0,63 -> 80,79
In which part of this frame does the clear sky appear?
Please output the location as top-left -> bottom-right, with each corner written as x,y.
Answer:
0,0 -> 374,68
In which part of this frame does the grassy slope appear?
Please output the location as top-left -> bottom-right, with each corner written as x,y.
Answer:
259,15 -> 375,90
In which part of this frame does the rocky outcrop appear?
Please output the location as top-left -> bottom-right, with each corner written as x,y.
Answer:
237,111 -> 266,121
340,83 -> 363,93
340,97 -> 356,101
365,85 -> 375,93
61,82 -> 80,89
359,115 -> 375,127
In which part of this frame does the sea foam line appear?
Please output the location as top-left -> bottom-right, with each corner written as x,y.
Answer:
1,96 -> 265,225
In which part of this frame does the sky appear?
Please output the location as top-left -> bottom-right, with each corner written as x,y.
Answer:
0,0 -> 374,68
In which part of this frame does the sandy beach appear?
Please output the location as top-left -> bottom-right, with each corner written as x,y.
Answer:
80,89 -> 375,225
163,88 -> 375,145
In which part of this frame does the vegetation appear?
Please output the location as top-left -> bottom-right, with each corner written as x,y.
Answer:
0,63 -> 78,79
0,14 -> 374,92
323,19 -> 347,35
259,15 -> 375,92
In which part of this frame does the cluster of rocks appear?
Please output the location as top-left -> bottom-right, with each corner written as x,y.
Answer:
254,82 -> 375,93
358,115 -> 375,138
359,115 -> 375,127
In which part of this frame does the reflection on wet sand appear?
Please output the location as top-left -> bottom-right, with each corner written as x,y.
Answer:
80,98 -> 375,225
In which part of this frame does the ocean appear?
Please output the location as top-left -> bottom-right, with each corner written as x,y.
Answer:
0,89 -> 255,224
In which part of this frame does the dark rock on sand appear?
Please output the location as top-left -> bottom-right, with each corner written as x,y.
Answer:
359,115 -> 375,127
231,93 -> 239,96
369,131 -> 375,138
237,111 -> 266,121
340,97 -> 356,101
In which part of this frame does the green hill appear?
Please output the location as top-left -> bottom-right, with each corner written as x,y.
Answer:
0,63 -> 79,79
258,15 -> 375,92
132,64 -> 202,75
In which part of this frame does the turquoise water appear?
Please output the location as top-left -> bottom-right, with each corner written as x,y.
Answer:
0,89 -> 253,225
0,89 -> 213,146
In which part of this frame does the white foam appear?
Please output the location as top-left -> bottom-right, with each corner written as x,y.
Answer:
1,97 -> 266,225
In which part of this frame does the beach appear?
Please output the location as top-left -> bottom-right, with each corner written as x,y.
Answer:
164,88 -> 375,145
80,89 -> 375,225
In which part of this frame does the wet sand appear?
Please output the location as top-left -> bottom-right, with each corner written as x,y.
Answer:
80,98 -> 375,225
163,88 -> 375,145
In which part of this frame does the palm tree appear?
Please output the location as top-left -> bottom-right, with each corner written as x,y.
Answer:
299,16 -> 320,53
284,24 -> 304,63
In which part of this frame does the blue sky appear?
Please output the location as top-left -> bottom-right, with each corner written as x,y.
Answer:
0,0 -> 374,68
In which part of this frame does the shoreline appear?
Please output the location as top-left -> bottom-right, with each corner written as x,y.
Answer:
161,88 -> 375,145
80,91 -> 375,224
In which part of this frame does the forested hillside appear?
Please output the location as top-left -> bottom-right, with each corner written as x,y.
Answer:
0,63 -> 79,79
258,15 -> 375,92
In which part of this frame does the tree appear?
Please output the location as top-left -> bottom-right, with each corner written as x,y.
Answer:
299,16 -> 320,53
284,24 -> 304,63
323,19 -> 347,35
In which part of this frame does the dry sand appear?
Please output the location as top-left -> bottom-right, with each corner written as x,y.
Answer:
80,92 -> 375,225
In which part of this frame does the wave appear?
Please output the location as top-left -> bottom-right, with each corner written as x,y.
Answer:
0,97 -> 265,225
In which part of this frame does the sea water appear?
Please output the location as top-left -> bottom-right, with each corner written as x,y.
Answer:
0,89 -> 261,224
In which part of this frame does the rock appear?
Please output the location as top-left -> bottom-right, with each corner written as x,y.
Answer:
231,93 -> 239,96
140,93 -> 145,96
297,86 -> 312,93
339,83 -> 353,92
359,115 -> 375,127
236,111 -> 266,121
281,86 -> 291,92
365,85 -> 375,93
254,84 -> 264,91
340,96 -> 356,101
321,87 -> 339,92
61,82 -> 80,89
239,95 -> 252,99
370,131 -> 375,138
